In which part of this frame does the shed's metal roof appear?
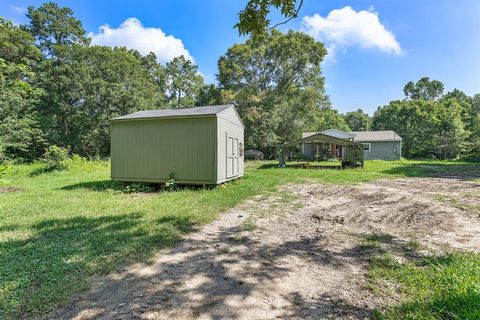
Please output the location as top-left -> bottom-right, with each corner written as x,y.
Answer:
351,131 -> 402,141
111,104 -> 234,121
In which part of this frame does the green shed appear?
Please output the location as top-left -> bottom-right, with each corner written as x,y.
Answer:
110,104 -> 244,185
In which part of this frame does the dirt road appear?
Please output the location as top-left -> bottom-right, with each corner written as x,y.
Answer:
55,177 -> 480,319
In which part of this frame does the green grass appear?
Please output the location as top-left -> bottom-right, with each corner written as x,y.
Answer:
433,194 -> 480,215
371,252 -> 480,320
0,159 -> 478,318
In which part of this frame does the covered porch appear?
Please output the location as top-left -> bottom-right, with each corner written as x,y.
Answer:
279,132 -> 365,169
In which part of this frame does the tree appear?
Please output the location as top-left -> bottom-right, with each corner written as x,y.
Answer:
165,56 -> 204,108
403,77 -> 444,100
24,3 -> 90,150
196,84 -> 222,106
372,98 -> 468,159
218,30 -> 328,156
75,46 -> 164,156
344,109 -> 371,131
25,2 -> 89,55
236,0 -> 303,35
442,89 -> 472,125
23,3 -> 168,157
0,18 -> 45,160
472,94 -> 480,114
434,98 -> 469,159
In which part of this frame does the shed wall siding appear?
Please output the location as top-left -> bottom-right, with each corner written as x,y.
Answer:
111,117 -> 217,183
361,141 -> 401,160
217,108 -> 244,182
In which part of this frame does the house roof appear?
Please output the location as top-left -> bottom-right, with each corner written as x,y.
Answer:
111,104 -> 234,121
302,129 -> 355,139
302,130 -> 402,142
284,132 -> 364,149
351,131 -> 402,141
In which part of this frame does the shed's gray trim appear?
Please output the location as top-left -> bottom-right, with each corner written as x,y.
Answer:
218,105 -> 245,129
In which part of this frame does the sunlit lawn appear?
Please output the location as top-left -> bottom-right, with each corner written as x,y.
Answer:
0,159 -> 479,318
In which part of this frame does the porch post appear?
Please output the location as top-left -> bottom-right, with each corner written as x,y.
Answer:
279,146 -> 287,168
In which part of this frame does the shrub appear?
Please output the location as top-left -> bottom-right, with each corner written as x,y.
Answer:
42,145 -> 71,171
244,149 -> 264,160
165,172 -> 179,191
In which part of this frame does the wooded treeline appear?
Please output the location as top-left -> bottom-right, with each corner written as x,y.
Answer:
1,2 -> 478,161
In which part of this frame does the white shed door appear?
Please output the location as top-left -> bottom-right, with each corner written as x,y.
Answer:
226,133 -> 239,178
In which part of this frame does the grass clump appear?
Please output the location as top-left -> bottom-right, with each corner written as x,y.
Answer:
371,252 -> 480,320
242,221 -> 257,231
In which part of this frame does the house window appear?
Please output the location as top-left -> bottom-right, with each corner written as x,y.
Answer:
362,143 -> 371,151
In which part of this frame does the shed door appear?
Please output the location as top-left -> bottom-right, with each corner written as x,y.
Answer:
226,133 -> 240,178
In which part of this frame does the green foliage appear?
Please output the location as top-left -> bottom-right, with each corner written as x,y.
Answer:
165,172 -> 179,191
344,108 -> 371,131
2,3 -> 480,163
403,77 -> 444,100
373,79 -> 474,159
218,29 -> 329,157
41,145 -> 71,171
196,84 -> 222,106
0,19 -> 45,160
25,2 -> 89,53
165,56 -> 204,108
316,107 -> 350,132
11,3 -> 203,159
235,0 -> 303,35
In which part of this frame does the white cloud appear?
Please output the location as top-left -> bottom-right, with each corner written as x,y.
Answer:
88,18 -> 193,63
302,6 -> 402,58
10,5 -> 25,14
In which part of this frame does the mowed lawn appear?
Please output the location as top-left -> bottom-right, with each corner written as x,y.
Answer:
0,159 -> 479,318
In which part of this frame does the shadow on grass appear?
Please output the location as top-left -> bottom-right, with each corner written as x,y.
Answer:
60,180 -> 140,192
60,180 -> 213,193
257,163 -> 341,170
382,163 -> 480,180
257,163 -> 278,169
0,211 -> 196,318
28,166 -> 59,177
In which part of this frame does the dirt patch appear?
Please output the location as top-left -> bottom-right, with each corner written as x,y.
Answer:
54,177 -> 480,320
0,186 -> 21,193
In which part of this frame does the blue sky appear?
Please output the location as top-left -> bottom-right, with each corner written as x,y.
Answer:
3,0 -> 480,114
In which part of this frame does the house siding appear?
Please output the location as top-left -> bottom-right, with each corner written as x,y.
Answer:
360,141 -> 401,160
